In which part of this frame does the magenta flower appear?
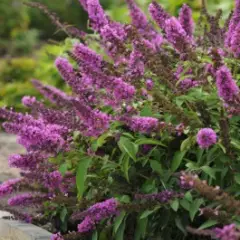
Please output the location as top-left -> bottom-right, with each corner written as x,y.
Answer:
43,171 -> 63,190
78,216 -> 96,233
0,178 -> 22,197
50,233 -> 64,240
126,0 -> 149,30
127,48 -> 145,80
73,43 -> 103,68
125,116 -> 159,133
216,65 -> 239,102
165,17 -> 192,53
214,224 -> 239,240
8,152 -> 45,170
32,80 -> 72,107
178,4 -> 194,38
8,193 -> 49,206
72,198 -> 118,231
230,22 -> 240,58
197,128 -> 217,149
146,79 -> 154,90
149,1 -> 170,30
225,0 -> 240,48
86,0 -> 108,31
22,96 -> 38,108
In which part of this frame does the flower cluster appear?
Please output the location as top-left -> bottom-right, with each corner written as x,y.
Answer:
214,224 -> 240,240
75,198 -> 118,233
2,0 -> 240,239
196,128 -> 217,149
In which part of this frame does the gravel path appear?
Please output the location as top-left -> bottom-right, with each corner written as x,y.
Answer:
0,132 -> 22,182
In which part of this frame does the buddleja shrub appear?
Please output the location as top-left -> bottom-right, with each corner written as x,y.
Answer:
1,0 -> 240,239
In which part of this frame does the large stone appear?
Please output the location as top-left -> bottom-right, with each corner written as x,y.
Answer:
0,219 -> 52,240
0,133 -> 22,182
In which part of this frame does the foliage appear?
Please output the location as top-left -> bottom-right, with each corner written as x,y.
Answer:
2,0 -> 240,240
0,40 -> 74,112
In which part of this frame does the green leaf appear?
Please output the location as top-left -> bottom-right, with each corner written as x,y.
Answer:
196,149 -> 204,164
140,105 -> 153,117
186,162 -> 199,171
198,219 -> 218,230
190,199 -> 204,221
171,151 -> 186,172
60,207 -> 68,223
97,132 -> 111,147
201,166 -> 216,179
59,163 -> 68,176
231,139 -> 240,150
118,195 -> 131,203
175,216 -> 187,235
234,174 -> 240,185
184,191 -> 193,202
115,216 -> 126,240
118,137 -> 139,162
134,215 -> 148,240
121,154 -> 130,182
140,206 -> 160,219
135,138 -> 166,147
114,211 -> 126,233
217,143 -> 226,153
180,137 -> 194,151
180,199 -> 190,211
170,199 -> 179,212
150,160 -> 163,176
76,157 -> 92,198
92,231 -> 98,240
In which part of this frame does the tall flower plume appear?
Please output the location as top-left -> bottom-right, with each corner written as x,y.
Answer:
216,65 -> 239,102
165,17 -> 193,53
178,4 -> 194,38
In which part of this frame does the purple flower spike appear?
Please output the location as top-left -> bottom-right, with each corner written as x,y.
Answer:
216,65 -> 239,102
32,80 -> 72,107
197,128 -> 217,149
8,193 -> 49,206
22,96 -> 37,108
73,43 -> 103,68
78,216 -> 96,233
44,171 -> 63,190
214,224 -> 239,240
113,78 -> 136,101
86,0 -> 109,31
230,22 -> 240,58
127,48 -> 145,80
126,0 -> 149,30
146,79 -> 154,90
126,116 -> 159,133
165,17 -> 192,53
8,152 -> 45,170
149,1 -> 170,30
0,178 -> 22,197
178,4 -> 194,38
225,0 -> 240,48
75,198 -> 118,233
51,233 -> 64,240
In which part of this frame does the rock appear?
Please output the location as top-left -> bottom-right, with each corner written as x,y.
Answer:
0,133 -> 22,181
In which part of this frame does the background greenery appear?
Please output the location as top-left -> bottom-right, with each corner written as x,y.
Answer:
0,0 -> 234,111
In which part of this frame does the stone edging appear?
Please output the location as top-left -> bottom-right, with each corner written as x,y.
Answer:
0,219 -> 52,240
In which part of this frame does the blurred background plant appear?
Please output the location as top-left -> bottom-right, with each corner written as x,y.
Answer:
0,0 -> 235,111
